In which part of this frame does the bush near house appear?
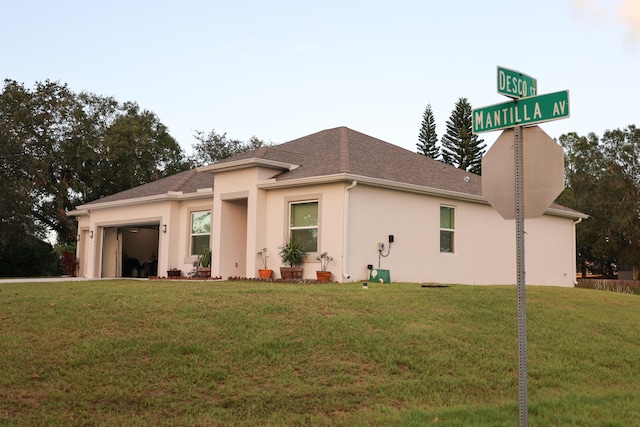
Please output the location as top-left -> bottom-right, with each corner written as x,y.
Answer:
0,232 -> 59,277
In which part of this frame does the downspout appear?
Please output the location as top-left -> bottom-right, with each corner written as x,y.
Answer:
343,180 -> 358,280
572,217 -> 583,286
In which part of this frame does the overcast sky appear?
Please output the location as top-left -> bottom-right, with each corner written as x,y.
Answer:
3,0 -> 639,154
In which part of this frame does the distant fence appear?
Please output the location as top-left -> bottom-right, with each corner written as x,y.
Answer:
576,278 -> 640,295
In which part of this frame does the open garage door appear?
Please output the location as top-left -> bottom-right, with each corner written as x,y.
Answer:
101,223 -> 160,278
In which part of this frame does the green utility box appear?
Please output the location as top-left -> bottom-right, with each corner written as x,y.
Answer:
369,269 -> 390,283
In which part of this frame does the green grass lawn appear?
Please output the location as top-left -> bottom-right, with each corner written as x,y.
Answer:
1,280 -> 639,426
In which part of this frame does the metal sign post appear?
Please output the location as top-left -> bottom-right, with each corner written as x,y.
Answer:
514,125 -> 528,427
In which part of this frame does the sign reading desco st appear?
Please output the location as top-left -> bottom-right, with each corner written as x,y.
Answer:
472,90 -> 569,134
497,66 -> 537,98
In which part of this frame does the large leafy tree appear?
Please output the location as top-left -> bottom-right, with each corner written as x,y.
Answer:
441,97 -> 485,174
0,81 -> 36,236
90,101 -> 189,198
558,125 -> 640,276
417,103 -> 439,159
0,79 -> 190,246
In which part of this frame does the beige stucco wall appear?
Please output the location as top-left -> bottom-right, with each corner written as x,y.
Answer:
347,184 -> 576,286
259,182 -> 346,281
211,168 -> 577,285
212,167 -> 264,279
524,215 -> 576,286
211,167 -> 347,280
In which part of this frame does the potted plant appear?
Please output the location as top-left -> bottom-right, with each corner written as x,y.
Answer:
315,252 -> 333,282
279,237 -> 308,280
167,267 -> 181,278
196,246 -> 212,278
257,248 -> 273,279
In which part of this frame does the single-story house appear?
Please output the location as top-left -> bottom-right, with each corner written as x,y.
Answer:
69,126 -> 587,286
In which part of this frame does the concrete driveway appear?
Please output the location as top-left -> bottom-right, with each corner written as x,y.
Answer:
0,277 -> 117,284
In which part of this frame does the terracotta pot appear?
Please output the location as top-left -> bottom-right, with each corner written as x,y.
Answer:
280,267 -> 303,280
316,271 -> 331,282
258,269 -> 273,279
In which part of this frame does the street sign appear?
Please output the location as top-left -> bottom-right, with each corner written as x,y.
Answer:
472,90 -> 569,133
481,126 -> 565,219
497,66 -> 537,99
476,66 -> 571,427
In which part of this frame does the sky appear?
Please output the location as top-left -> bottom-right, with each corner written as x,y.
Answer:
3,0 -> 640,154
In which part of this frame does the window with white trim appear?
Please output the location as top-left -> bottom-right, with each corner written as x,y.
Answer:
190,210 -> 211,256
290,201 -> 318,252
440,206 -> 455,253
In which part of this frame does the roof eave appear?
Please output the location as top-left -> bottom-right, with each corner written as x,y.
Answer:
257,173 -> 487,203
198,158 -> 298,174
68,189 -> 214,216
545,207 -> 589,220
257,173 -> 587,219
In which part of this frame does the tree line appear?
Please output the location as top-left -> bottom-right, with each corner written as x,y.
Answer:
557,126 -> 640,277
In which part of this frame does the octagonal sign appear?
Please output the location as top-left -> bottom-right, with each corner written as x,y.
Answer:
482,125 -> 565,220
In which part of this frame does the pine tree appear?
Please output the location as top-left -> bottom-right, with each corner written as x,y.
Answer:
441,97 -> 486,174
417,103 -> 439,159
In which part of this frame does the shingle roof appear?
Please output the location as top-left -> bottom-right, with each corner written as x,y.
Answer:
81,169 -> 213,205
221,126 -> 482,194
77,126 -> 583,217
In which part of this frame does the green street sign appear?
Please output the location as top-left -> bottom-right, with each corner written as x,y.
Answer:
472,90 -> 569,134
497,66 -> 537,98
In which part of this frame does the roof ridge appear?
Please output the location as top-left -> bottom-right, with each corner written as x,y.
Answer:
253,146 -> 269,158
339,127 -> 350,173
169,169 -> 198,192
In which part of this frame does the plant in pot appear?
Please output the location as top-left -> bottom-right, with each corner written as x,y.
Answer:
315,252 -> 333,282
257,248 -> 273,279
196,246 -> 212,278
279,237 -> 307,281
167,267 -> 181,278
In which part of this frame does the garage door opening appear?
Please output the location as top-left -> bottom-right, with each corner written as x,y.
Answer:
102,224 -> 160,278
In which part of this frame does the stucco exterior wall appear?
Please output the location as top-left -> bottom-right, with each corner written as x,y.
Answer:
211,170 -> 577,286
212,167 -> 269,279
347,184 -> 576,286
211,165 -> 348,280
523,215 -> 576,286
260,182 -> 346,281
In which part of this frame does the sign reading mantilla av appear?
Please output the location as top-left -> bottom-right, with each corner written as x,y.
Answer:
472,90 -> 570,133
